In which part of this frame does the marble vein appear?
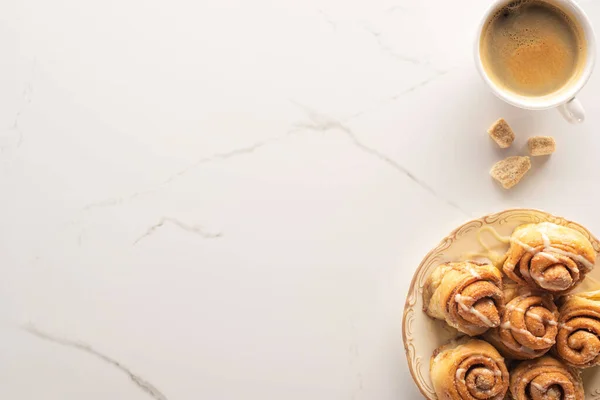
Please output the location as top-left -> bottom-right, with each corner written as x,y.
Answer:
83,197 -> 126,211
81,135 -> 291,214
10,88 -> 29,148
362,25 -> 422,65
292,102 -> 468,216
160,139 -> 278,186
391,69 -> 452,98
318,9 -> 337,31
0,65 -> 35,153
345,69 -> 451,122
23,325 -> 169,400
134,217 -> 222,245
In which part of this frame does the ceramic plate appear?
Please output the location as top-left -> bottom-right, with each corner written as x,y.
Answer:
402,209 -> 600,399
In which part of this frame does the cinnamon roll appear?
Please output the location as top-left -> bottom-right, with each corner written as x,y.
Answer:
484,284 -> 559,360
509,356 -> 583,400
423,261 -> 504,336
503,222 -> 596,294
555,290 -> 600,368
431,337 -> 509,400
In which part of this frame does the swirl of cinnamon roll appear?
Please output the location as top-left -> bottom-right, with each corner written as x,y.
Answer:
555,290 -> 600,369
484,285 -> 559,360
423,261 -> 504,336
431,338 -> 509,400
509,356 -> 583,400
503,222 -> 596,294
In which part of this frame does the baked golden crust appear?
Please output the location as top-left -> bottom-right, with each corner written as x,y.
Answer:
430,337 -> 509,400
424,261 -> 504,336
484,285 -> 558,360
554,290 -> 600,368
503,222 -> 596,294
509,356 -> 583,400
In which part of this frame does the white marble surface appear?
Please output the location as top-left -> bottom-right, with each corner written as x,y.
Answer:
1,0 -> 600,398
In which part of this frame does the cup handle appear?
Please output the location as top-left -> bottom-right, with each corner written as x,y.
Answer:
558,97 -> 585,124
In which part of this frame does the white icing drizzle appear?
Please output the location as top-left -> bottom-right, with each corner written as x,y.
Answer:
503,338 -> 537,355
545,246 -> 595,271
500,321 -> 555,345
467,266 -> 481,279
537,252 -> 559,263
559,322 -> 575,332
510,231 -> 595,289
541,229 -> 594,270
456,368 -> 466,383
469,308 -> 495,327
506,304 -> 525,313
505,303 -> 557,326
525,312 -> 543,322
541,232 -> 551,249
495,369 -> 502,377
532,274 -> 570,290
512,327 -> 531,336
531,382 -> 545,391
455,294 -> 495,327
512,238 -> 536,253
512,234 -> 594,270
455,294 -> 475,302
530,235 -> 561,263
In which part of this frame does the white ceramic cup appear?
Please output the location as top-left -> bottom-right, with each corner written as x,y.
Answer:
475,0 -> 596,123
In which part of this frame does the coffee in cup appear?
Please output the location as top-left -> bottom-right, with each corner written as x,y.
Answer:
480,0 -> 587,98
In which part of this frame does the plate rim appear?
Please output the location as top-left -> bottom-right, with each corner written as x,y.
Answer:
401,208 -> 600,399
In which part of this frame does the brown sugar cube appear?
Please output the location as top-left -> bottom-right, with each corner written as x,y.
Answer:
487,118 -> 515,148
528,136 -> 556,156
490,156 -> 531,189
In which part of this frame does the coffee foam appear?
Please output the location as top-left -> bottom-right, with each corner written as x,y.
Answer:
480,0 -> 586,97
489,0 -> 580,39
